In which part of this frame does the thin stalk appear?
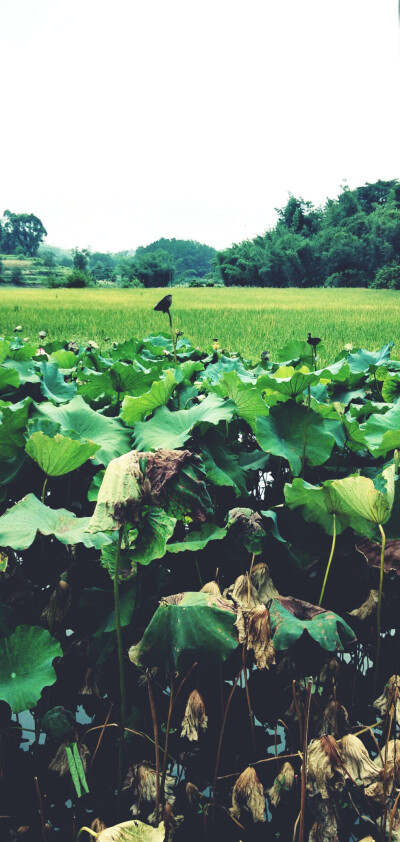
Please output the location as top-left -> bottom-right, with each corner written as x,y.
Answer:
381,686 -> 399,842
318,513 -> 337,606
212,664 -> 242,801
114,528 -> 125,728
292,680 -> 303,746
242,646 -> 256,756
160,676 -> 174,808
167,311 -> 177,365
300,385 -> 311,478
34,776 -> 47,842
41,475 -> 48,505
76,830 -> 97,841
147,673 -> 161,826
374,522 -> 386,696
299,679 -> 312,842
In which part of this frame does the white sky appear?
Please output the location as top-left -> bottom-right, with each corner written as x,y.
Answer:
1,0 -> 399,253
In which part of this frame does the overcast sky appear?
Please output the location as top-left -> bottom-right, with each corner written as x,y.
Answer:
1,0 -> 399,253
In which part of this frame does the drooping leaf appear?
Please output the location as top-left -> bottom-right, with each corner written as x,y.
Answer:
167,522 -> 227,553
25,431 -> 100,476
96,819 -> 165,841
0,493 -> 112,550
165,461 -> 214,523
41,706 -> 75,739
329,462 -> 395,526
3,359 -> 40,384
121,370 -> 177,425
346,343 -> 393,374
226,507 -> 266,554
129,591 -> 238,673
87,469 -> 105,501
49,349 -> 80,370
130,506 -> 176,565
33,395 -> 132,465
0,367 -> 20,392
257,369 -> 319,399
269,598 -> 355,652
133,393 -> 235,451
40,361 -> 77,403
78,361 -> 158,402
256,403 -> 336,475
209,370 -> 269,429
360,400 -> 400,457
0,399 -> 31,460
0,625 -> 62,713
199,431 -> 248,497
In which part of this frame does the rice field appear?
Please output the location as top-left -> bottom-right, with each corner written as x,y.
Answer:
1,286 -> 399,362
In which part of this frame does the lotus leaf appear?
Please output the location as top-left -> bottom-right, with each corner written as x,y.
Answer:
133,393 -> 235,451
33,395 -> 132,465
166,522 -> 226,553
226,507 -> 266,554
199,431 -> 249,497
121,369 -> 177,425
0,493 -> 111,550
40,361 -> 77,402
256,403 -> 336,475
0,399 -> 31,461
360,400 -> 400,457
346,343 -> 393,374
129,591 -> 238,673
0,367 -> 20,392
269,598 -> 355,652
0,625 -> 62,712
208,370 -> 269,428
41,706 -> 75,738
96,819 -> 165,841
329,462 -> 395,527
26,431 -> 100,476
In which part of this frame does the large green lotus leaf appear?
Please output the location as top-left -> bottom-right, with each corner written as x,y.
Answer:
97,819 -> 165,841
8,342 -> 38,361
208,370 -> 269,429
174,360 -> 204,382
110,338 -> 142,361
347,343 -> 393,374
130,507 -> 176,565
167,522 -> 227,553
199,355 -> 261,385
284,478 -> 368,535
0,399 -> 31,460
269,598 -> 355,652
329,463 -> 395,527
276,339 -> 316,367
165,462 -> 214,522
360,400 -> 400,457
348,401 -> 391,421
199,431 -> 248,497
381,374 -> 400,403
130,591 -> 238,673
3,359 -> 40,384
121,370 -> 177,425
133,393 -> 235,451
0,340 -> 10,363
238,449 -> 270,473
257,369 -> 319,399
49,349 -> 80,370
0,493 -> 112,550
78,361 -> 158,402
25,431 -> 100,477
256,403 -> 336,476
0,367 -> 20,392
40,361 -> 77,403
0,625 -> 62,713
33,395 -> 132,466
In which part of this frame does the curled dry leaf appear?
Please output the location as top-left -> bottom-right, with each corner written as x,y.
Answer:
41,580 -> 71,630
231,766 -> 265,823
236,604 -> 275,669
374,675 -> 400,722
364,738 -> 400,803
225,573 -> 261,609
80,667 -> 103,697
309,797 -> 339,842
96,820 -> 165,841
185,782 -> 206,810
200,581 -> 221,596
319,659 -> 341,689
91,818 -> 107,833
181,690 -> 208,741
49,741 -> 89,777
250,561 -> 280,602
316,700 -> 349,738
267,762 -> 295,807
124,762 -> 175,824
349,589 -> 379,620
339,734 -> 380,785
306,737 -> 341,800
356,538 -> 400,575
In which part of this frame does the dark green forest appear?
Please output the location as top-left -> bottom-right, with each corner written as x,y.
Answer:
217,179 -> 400,289
2,179 -> 400,288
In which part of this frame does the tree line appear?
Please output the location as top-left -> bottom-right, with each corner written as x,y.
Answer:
216,179 -> 400,289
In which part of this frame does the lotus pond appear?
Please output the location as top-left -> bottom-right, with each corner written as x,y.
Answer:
1,326 -> 400,841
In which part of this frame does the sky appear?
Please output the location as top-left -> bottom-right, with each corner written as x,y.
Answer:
1,0 -> 399,253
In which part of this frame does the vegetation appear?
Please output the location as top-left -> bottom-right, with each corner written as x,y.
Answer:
0,210 -> 47,256
216,179 -> 400,288
0,318 -> 400,841
0,286 -> 399,362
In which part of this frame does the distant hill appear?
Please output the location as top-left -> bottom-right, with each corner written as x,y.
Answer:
135,237 -> 216,282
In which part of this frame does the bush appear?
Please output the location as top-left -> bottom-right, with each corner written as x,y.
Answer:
11,267 -> 23,284
118,275 -> 142,288
324,270 -> 365,288
45,274 -> 65,289
66,270 -> 92,288
372,263 -> 400,290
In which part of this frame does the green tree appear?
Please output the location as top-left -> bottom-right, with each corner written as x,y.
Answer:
1,211 -> 47,256
72,248 -> 91,273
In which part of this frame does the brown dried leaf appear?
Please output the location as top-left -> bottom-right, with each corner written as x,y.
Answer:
250,562 -> 280,602
374,675 -> 400,720
316,701 -> 349,738
356,538 -> 400,575
49,741 -> 89,777
339,734 -> 380,785
231,766 -> 265,823
349,589 -> 379,620
181,690 -> 208,741
267,762 -> 295,807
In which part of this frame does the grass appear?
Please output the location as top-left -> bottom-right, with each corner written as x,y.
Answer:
0,286 -> 399,363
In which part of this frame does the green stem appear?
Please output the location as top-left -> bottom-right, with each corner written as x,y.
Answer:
300,386 -> 311,478
167,310 -> 177,365
374,522 -> 386,696
160,675 -> 174,810
114,528 -> 126,728
318,513 -> 337,606
41,475 -> 48,505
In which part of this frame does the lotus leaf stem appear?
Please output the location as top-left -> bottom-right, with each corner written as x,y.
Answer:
160,675 -> 174,809
300,385 -> 311,477
113,527 -> 125,807
318,513 -> 336,606
374,522 -> 386,696
299,679 -> 312,842
147,672 -> 161,826
41,476 -> 48,505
